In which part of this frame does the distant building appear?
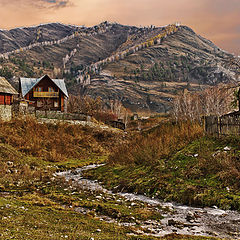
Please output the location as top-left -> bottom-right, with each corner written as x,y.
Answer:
19,75 -> 68,112
0,77 -> 18,105
0,77 -> 18,120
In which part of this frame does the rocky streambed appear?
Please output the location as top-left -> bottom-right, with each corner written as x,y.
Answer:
55,165 -> 240,239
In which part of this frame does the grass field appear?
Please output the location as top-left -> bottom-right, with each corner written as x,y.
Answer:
0,118 -> 223,239
86,121 -> 240,211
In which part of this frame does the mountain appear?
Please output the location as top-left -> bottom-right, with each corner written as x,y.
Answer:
0,23 -> 76,54
0,22 -> 239,113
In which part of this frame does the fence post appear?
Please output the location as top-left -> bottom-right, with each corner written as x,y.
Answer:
217,116 -> 222,137
202,116 -> 206,134
219,117 -> 222,136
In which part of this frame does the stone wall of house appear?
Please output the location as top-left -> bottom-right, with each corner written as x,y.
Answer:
12,102 -> 35,117
0,105 -> 12,121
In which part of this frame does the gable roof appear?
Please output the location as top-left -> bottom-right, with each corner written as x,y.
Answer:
20,75 -> 68,98
0,77 -> 18,95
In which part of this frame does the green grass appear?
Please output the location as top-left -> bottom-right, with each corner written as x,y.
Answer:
0,196 -> 133,240
0,119 -> 223,239
85,132 -> 240,211
0,195 -> 220,240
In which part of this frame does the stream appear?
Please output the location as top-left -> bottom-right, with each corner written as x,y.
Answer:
55,164 -> 240,239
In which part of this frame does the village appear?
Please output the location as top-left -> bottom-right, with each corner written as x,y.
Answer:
0,74 -> 131,132
1,70 -> 240,136
0,75 -> 68,120
0,11 -> 240,239
1,71 -> 240,239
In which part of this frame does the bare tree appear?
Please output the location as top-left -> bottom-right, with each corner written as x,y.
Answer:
68,95 -> 102,116
173,85 -> 235,121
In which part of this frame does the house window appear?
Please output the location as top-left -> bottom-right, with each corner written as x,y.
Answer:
54,101 -> 58,108
48,87 -> 54,92
36,87 -> 43,92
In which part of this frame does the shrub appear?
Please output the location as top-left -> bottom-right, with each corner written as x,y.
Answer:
0,117 -> 121,161
109,121 -> 203,166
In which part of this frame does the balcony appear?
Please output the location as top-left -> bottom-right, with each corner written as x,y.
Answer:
33,92 -> 59,98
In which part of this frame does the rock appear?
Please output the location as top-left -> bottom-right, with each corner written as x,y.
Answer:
168,219 -> 183,227
212,150 -> 221,157
224,146 -> 231,151
186,212 -> 195,221
71,169 -> 79,175
6,161 -> 14,167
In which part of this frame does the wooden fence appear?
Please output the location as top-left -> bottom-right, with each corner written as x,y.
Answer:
204,114 -> 240,136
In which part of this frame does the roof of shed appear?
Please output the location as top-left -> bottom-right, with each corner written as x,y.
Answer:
0,77 -> 18,95
20,75 -> 69,98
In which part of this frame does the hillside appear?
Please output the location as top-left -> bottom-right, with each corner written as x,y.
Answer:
0,118 -> 227,240
0,22 -> 239,113
0,23 -> 77,54
77,26 -> 239,113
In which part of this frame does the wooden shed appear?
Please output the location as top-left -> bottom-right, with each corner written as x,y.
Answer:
0,77 -> 18,104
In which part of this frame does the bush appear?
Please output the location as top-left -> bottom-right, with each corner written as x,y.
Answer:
0,117 -> 121,161
109,121 -> 203,166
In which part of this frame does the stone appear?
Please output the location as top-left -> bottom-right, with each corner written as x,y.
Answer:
0,105 -> 12,121
224,146 -> 231,151
6,161 -> 14,167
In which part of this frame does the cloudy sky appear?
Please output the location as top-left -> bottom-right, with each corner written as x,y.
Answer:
0,0 -> 239,55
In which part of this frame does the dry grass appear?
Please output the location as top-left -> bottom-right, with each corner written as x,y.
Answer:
0,117 -> 125,191
0,117 -> 123,162
109,121 -> 203,166
0,145 -> 52,191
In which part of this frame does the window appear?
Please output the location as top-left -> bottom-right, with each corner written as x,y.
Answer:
36,87 -> 43,92
54,101 -> 58,108
48,87 -> 54,92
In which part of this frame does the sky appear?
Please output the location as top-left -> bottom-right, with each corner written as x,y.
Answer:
0,0 -> 239,55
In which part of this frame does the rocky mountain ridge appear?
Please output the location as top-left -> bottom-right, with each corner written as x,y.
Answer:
0,22 -> 239,113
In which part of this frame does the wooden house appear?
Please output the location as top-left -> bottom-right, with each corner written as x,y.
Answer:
19,75 -> 68,112
0,77 -> 18,104
0,77 -> 18,121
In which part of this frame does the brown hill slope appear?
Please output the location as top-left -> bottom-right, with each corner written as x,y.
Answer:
0,22 -> 239,113
0,23 -> 76,54
71,26 -> 240,113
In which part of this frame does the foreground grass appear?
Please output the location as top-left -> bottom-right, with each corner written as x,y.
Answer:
0,117 -> 127,191
86,121 -> 240,211
0,117 -> 124,164
0,196 -> 131,240
0,196 -> 219,240
0,119 -> 222,239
